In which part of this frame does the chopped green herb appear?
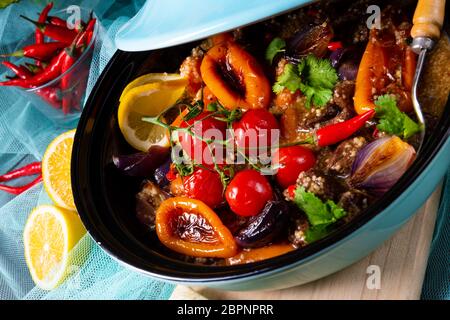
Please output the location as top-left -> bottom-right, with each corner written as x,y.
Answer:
374,95 -> 422,139
273,63 -> 302,94
174,161 -> 194,177
182,101 -> 203,121
206,102 -> 218,112
294,186 -> 347,243
273,55 -> 338,108
209,101 -> 242,124
305,225 -> 329,244
265,37 -> 286,64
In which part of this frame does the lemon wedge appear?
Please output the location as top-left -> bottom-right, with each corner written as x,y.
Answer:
118,73 -> 187,152
23,205 -> 86,290
120,72 -> 187,100
42,129 -> 76,211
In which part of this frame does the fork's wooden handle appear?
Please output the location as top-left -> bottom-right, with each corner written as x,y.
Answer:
411,0 -> 446,39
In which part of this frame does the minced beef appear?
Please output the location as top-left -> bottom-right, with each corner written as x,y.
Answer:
136,181 -> 169,229
323,136 -> 367,177
295,169 -> 343,202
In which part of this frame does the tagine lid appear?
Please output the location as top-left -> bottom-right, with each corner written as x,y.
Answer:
115,0 -> 313,52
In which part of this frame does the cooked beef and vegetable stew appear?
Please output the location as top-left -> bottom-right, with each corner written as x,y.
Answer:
113,1 -> 449,265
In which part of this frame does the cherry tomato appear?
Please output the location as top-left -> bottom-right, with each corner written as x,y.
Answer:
183,167 -> 224,208
225,169 -> 273,217
233,109 -> 280,152
273,146 -> 316,189
178,112 -> 227,166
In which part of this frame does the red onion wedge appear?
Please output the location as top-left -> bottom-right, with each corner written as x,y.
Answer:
113,145 -> 169,177
350,136 -> 416,195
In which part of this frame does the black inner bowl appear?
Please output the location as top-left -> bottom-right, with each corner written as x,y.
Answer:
72,42 -> 450,282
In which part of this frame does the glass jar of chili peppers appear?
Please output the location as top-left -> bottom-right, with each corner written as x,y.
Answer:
0,4 -> 106,128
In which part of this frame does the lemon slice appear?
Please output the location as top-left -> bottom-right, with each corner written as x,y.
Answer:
23,205 -> 86,290
42,129 -> 76,211
118,73 -> 187,152
120,73 -> 186,100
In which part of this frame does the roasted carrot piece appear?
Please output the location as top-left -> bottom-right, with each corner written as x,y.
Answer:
353,40 -> 387,115
402,47 -> 417,91
226,243 -> 295,265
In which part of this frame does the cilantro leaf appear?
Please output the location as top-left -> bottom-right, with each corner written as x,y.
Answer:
294,186 -> 347,243
265,37 -> 286,64
272,63 -> 302,94
0,0 -> 19,9
403,115 -> 422,138
374,95 -> 421,139
303,55 -> 338,90
305,225 -> 329,243
298,55 -> 338,108
272,55 -> 338,108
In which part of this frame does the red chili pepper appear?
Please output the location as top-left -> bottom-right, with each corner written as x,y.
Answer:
25,62 -> 44,74
49,14 -> 86,31
0,78 -> 35,88
315,109 -> 375,147
21,15 -> 77,45
327,41 -> 343,51
85,18 -> 96,45
1,42 -> 66,61
0,49 -> 67,88
287,185 -> 296,199
0,162 -> 41,182
74,30 -> 88,53
28,49 -> 67,86
0,162 -> 43,195
61,45 -> 78,114
372,127 -> 380,138
68,62 -> 90,111
36,86 -> 62,109
47,16 -> 66,28
34,49 -> 67,83
2,61 -> 33,79
35,2 -> 53,44
59,30 -> 90,113
0,175 -> 42,195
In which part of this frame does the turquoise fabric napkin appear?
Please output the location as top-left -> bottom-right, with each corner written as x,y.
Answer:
421,170 -> 450,300
0,0 -> 174,300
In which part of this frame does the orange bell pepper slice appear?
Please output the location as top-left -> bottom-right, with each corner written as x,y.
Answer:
202,86 -> 218,108
210,32 -> 234,46
200,42 -> 271,110
156,197 -> 238,258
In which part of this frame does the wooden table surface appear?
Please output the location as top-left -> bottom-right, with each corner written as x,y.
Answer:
171,185 -> 442,300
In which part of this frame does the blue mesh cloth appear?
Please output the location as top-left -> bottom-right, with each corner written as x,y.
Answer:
0,0 -> 175,300
421,170 -> 450,300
